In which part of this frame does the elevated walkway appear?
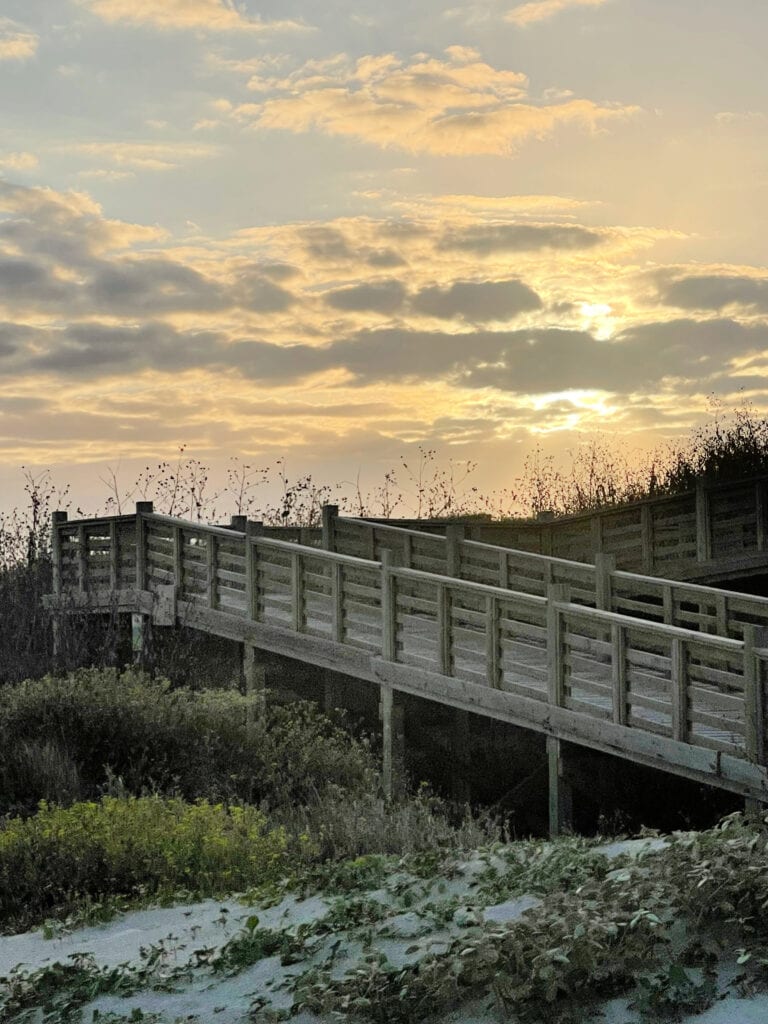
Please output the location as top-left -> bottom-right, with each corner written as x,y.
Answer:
45,499 -> 768,833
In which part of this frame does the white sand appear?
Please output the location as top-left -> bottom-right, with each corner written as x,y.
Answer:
3,834 -> 767,1024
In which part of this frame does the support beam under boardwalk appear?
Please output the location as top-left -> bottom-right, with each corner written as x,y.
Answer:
547,736 -> 573,838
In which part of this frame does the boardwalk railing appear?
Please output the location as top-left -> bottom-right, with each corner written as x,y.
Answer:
338,474 -> 768,581
327,514 -> 768,643
48,505 -> 768,804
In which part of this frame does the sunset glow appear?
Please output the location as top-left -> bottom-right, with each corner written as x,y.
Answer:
0,0 -> 766,510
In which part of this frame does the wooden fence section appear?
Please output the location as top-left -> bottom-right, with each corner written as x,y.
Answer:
328,514 -> 768,644
47,506 -> 768,805
353,474 -> 768,583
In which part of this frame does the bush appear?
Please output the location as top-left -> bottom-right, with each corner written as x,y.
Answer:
0,668 -> 376,816
0,795 -> 287,931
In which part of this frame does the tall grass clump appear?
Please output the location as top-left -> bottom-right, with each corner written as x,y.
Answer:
0,669 -> 376,816
0,796 -> 287,931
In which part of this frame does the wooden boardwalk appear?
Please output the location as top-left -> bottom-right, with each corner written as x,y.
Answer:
46,499 -> 768,832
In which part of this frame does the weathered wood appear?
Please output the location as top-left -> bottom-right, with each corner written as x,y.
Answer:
380,681 -> 394,800
671,637 -> 688,742
321,504 -> 338,552
135,502 -> 153,590
50,511 -> 67,659
547,585 -> 568,707
381,549 -> 396,662
486,594 -> 501,688
445,525 -> 464,576
594,552 -> 615,611
242,644 -> 267,716
547,736 -> 573,837
696,481 -> 712,563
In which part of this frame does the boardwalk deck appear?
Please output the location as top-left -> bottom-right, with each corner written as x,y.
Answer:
45,504 -> 768,817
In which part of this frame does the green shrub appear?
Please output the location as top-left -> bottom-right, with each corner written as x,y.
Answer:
0,795 -> 287,931
0,668 -> 376,815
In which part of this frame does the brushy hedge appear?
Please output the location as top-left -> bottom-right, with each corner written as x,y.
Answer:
0,668 -> 376,816
0,795 -> 287,931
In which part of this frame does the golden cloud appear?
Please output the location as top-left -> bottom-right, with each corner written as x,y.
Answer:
506,0 -> 611,27
0,19 -> 38,61
76,0 -> 310,34
235,48 -> 637,156
0,152 -> 39,171
73,141 -> 219,171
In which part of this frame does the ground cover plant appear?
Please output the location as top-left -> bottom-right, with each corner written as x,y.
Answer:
4,816 -> 768,1023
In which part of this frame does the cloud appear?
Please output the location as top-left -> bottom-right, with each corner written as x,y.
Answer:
412,279 -> 542,321
658,274 -> 768,313
75,0 -> 309,34
325,279 -> 407,314
73,142 -> 218,172
506,0 -> 611,27
234,47 -> 637,156
0,152 -> 38,172
0,181 -> 165,263
439,223 -> 602,252
0,19 -> 38,61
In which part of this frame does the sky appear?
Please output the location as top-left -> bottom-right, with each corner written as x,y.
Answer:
0,0 -> 767,514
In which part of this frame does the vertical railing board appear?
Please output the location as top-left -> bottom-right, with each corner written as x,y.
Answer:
381,550 -> 396,662
671,637 -> 688,743
437,583 -> 450,675
207,533 -> 217,610
743,625 -> 767,766
641,504 -> 654,573
486,594 -> 500,688
291,551 -> 303,632
77,524 -> 87,593
611,623 -> 627,725
332,561 -> 344,642
547,585 -> 568,708
135,502 -> 153,591
696,481 -> 712,563
108,521 -> 118,591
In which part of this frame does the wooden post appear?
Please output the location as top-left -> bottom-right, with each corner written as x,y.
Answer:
332,561 -> 344,642
671,637 -> 688,743
51,511 -> 67,660
131,612 -> 146,666
230,514 -> 247,532
547,584 -> 569,708
245,521 -> 263,621
714,592 -> 728,637
499,550 -> 510,590
437,582 -> 451,675
135,501 -> 153,591
291,551 -> 304,632
380,681 -> 394,800
243,644 -> 267,717
641,504 -> 654,574
173,525 -> 183,597
108,520 -> 118,591
381,550 -> 396,662
547,736 -> 573,837
591,515 -> 603,558
662,584 -> 674,626
207,533 -> 217,610
321,504 -> 338,552
611,623 -> 628,726
743,624 -> 768,817
594,552 -> 616,612
445,525 -> 465,577
77,524 -> 87,594
452,709 -> 471,804
486,594 -> 501,688
695,480 -> 711,563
